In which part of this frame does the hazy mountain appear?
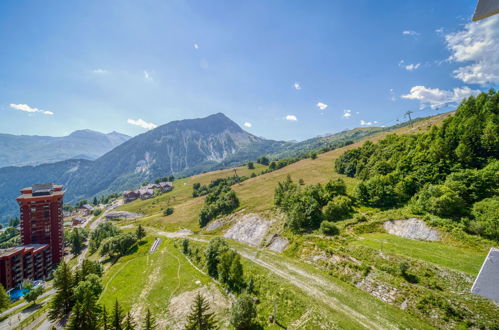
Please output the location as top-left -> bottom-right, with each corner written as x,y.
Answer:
0,130 -> 130,167
0,113 -> 285,221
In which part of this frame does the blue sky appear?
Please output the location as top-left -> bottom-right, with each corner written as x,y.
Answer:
0,0 -> 497,141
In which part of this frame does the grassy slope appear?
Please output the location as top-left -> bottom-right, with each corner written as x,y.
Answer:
352,233 -> 485,275
103,112 -> 499,328
117,112 -> 453,230
99,236 -> 214,314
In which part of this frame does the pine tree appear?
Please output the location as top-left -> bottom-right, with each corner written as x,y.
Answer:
0,284 -> 10,311
93,196 -> 98,205
143,309 -> 156,330
124,312 -> 136,330
136,225 -> 146,241
101,306 -> 110,330
185,293 -> 217,330
111,299 -> 124,330
49,262 -> 75,320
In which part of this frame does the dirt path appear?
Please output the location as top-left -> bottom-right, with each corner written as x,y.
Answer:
235,246 -> 387,330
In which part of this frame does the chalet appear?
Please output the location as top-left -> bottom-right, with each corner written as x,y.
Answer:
79,204 -> 94,216
123,182 -> 173,203
72,217 -> 86,226
139,187 -> 154,200
123,190 -> 140,203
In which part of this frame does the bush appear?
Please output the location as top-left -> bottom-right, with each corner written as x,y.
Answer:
93,209 -> 102,217
320,221 -> 339,236
247,162 -> 254,169
323,195 -> 353,221
163,207 -> 174,216
411,184 -> 466,218
469,197 -> 499,241
230,294 -> 257,329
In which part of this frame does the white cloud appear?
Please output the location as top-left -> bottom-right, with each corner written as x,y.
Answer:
10,103 -> 54,115
402,30 -> 420,36
360,120 -> 378,126
293,82 -> 301,90
92,68 -> 107,74
316,102 -> 328,110
143,70 -> 152,80
389,88 -> 397,102
399,60 -> 421,71
435,27 -> 444,34
401,85 -> 480,109
405,63 -> 421,71
343,109 -> 352,118
127,118 -> 157,130
193,43 -> 199,49
243,122 -> 252,128
285,115 -> 298,121
445,16 -> 499,85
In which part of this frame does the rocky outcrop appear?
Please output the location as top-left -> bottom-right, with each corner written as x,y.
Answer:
383,218 -> 440,241
224,213 -> 273,246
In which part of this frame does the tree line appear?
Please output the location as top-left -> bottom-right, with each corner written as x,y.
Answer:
335,90 -> 499,241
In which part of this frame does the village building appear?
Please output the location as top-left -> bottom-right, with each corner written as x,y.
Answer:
123,181 -> 173,203
79,204 -> 94,216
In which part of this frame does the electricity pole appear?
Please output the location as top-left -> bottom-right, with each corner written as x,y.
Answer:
405,111 -> 414,128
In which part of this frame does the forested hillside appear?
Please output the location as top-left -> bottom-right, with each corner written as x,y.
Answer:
335,90 -> 499,240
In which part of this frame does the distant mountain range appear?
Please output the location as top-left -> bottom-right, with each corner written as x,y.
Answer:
0,113 -> 286,222
0,130 -> 130,167
0,112 -> 417,222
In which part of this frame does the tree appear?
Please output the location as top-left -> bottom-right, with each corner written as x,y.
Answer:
136,225 -> 146,241
68,228 -> 86,255
23,282 -> 44,305
93,197 -> 98,205
320,221 -> 339,236
142,308 -> 156,330
0,284 -> 9,311
49,262 -> 75,320
247,161 -> 254,169
101,306 -> 110,330
8,217 -> 19,227
163,207 -> 174,216
185,293 -> 217,330
469,197 -> 499,240
205,238 -> 229,278
182,239 -> 190,255
66,276 -> 102,330
100,233 -> 137,258
323,196 -> 353,221
310,152 -> 317,160
230,294 -> 257,330
111,299 -> 124,330
229,254 -> 244,292
124,312 -> 136,330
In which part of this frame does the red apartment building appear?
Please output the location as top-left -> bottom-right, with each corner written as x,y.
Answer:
0,244 -> 52,290
16,184 -> 65,264
0,184 -> 64,290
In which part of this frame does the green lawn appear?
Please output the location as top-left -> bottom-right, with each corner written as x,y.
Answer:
352,233 -> 487,275
99,236 -> 214,315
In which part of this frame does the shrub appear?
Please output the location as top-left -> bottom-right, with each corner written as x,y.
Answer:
469,197 -> 499,240
323,195 -> 353,221
163,207 -> 174,216
320,221 -> 339,236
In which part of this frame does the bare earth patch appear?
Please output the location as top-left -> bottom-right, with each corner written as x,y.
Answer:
166,284 -> 230,329
383,218 -> 440,241
266,234 -> 289,252
224,213 -> 273,246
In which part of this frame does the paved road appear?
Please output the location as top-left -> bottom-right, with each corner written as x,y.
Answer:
0,289 -> 55,319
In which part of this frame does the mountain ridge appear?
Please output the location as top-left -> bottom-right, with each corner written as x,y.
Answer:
0,129 -> 131,167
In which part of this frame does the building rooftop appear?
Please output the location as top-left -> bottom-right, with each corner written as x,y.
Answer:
17,184 -> 64,200
471,248 -> 499,302
0,247 -> 25,258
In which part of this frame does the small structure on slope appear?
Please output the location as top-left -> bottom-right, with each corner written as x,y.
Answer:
471,248 -> 499,302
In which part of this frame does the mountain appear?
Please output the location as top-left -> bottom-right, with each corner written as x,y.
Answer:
0,113 -> 285,222
0,130 -> 131,167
